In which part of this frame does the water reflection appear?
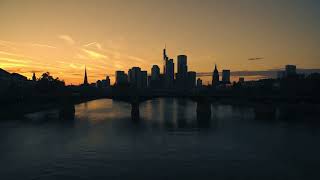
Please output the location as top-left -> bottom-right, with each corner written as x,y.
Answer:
1,98 -> 320,180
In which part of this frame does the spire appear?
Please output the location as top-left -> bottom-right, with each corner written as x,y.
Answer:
84,66 -> 88,85
32,72 -> 36,81
214,64 -> 218,73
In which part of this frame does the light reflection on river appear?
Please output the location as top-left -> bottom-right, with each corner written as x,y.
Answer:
0,98 -> 319,180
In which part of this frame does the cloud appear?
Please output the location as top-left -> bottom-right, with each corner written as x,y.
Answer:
30,43 -> 57,49
58,35 -> 75,45
248,57 -> 264,61
82,49 -> 108,59
84,42 -> 102,50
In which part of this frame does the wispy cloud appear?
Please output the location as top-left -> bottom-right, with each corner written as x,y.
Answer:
82,49 -> 108,59
30,43 -> 57,49
58,35 -> 75,45
248,57 -> 264,61
84,42 -> 102,50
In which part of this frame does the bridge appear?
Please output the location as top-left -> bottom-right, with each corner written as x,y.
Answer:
68,87 -> 317,122
1,84 -> 318,122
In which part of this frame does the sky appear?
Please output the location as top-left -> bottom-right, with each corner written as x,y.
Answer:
0,0 -> 319,84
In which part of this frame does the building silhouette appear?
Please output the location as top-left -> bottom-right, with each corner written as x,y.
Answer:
212,64 -> 219,86
115,71 -> 128,85
83,66 -> 89,85
165,59 -> 175,88
128,67 -> 142,88
101,75 -> 110,88
239,77 -> 245,83
285,65 -> 297,77
32,72 -> 37,81
151,65 -> 160,81
176,55 -> 188,89
141,71 -> 148,88
197,78 -> 203,88
222,70 -> 231,84
187,71 -> 196,88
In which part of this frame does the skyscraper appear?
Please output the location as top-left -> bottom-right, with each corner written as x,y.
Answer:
165,59 -> 174,88
141,71 -> 148,88
83,66 -> 88,85
177,55 -> 188,76
187,71 -> 196,88
115,71 -> 128,85
151,65 -> 160,81
222,70 -> 231,84
212,64 -> 219,86
163,45 -> 169,74
129,67 -> 142,88
177,55 -> 188,88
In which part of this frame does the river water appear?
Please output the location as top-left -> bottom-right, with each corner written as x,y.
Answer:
0,98 -> 319,179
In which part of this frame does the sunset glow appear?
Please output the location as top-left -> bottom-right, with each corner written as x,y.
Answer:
1,0 -> 319,84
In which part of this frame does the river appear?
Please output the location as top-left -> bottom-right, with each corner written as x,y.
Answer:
0,98 -> 319,179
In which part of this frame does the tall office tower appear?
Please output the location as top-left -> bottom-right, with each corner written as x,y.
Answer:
222,70 -> 231,84
165,59 -> 174,88
83,66 -> 88,85
147,75 -> 151,87
163,46 -> 169,74
187,71 -> 196,88
115,71 -> 128,85
141,71 -> 148,88
177,55 -> 188,75
285,65 -> 297,77
151,65 -> 160,81
128,67 -> 142,88
177,55 -> 188,88
212,64 -> 219,86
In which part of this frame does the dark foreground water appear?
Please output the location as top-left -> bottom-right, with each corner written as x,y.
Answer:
0,98 -> 320,180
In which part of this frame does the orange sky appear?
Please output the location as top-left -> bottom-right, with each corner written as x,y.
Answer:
0,0 -> 319,85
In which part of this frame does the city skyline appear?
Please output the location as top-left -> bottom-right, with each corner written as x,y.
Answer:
1,0 -> 320,84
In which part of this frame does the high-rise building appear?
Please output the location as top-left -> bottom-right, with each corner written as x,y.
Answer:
285,65 -> 297,77
222,70 -> 231,84
212,64 -> 219,86
165,59 -> 174,88
163,46 -> 169,74
83,66 -> 88,85
115,71 -> 128,85
151,65 -> 160,81
177,55 -> 188,76
187,71 -> 196,88
141,71 -> 148,88
176,55 -> 188,89
129,67 -> 142,88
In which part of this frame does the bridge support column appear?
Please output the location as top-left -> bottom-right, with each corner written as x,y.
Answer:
131,102 -> 140,121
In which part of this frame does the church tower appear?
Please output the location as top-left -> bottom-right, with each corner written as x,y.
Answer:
83,66 -> 88,85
